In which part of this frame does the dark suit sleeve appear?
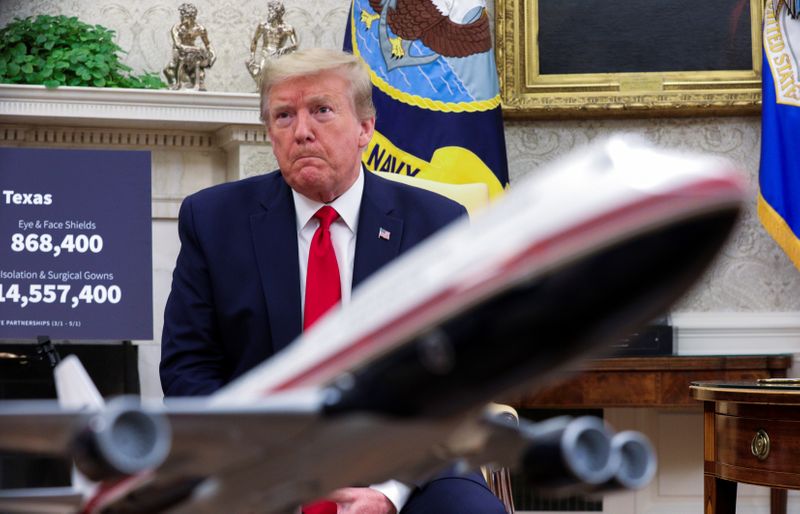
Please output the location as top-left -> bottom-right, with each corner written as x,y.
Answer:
160,195 -> 226,396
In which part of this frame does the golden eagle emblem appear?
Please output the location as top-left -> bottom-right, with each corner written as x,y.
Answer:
361,0 -> 491,70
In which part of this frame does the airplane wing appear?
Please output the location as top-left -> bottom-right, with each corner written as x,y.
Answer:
0,135 -> 741,513
0,390 -> 475,513
0,401 -> 81,454
0,393 -> 653,514
0,487 -> 84,514
0,390 -> 325,512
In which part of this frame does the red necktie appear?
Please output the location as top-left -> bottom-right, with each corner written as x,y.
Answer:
303,205 -> 341,330
301,207 -> 341,512
303,501 -> 338,514
303,205 -> 342,514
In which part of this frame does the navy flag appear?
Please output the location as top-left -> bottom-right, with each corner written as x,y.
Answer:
345,0 -> 509,199
759,0 -> 800,269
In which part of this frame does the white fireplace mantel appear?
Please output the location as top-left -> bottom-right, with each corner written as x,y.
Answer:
0,83 -> 271,153
0,83 -> 263,130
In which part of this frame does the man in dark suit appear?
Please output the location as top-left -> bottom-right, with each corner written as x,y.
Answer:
160,48 -> 506,514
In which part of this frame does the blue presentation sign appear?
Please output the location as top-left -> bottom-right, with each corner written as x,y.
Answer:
0,148 -> 152,340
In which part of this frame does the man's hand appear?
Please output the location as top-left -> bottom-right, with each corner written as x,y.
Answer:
327,487 -> 397,514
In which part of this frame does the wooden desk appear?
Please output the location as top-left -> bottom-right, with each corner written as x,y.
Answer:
511,355 -> 792,409
691,382 -> 800,514
501,356 -> 792,513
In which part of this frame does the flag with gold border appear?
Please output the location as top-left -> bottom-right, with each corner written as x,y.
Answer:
344,0 -> 509,199
760,1 -> 800,269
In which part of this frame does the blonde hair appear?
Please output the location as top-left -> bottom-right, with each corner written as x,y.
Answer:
259,48 -> 376,122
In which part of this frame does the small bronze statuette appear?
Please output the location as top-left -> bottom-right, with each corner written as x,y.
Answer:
163,3 -> 216,91
246,1 -> 298,86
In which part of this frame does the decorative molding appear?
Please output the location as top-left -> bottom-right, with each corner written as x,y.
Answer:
502,91 -> 762,117
0,84 -> 262,130
215,125 -> 270,150
0,124 -> 217,149
673,312 -> 800,360
0,86 -> 272,151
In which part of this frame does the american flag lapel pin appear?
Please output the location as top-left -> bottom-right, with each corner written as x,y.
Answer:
378,227 -> 391,240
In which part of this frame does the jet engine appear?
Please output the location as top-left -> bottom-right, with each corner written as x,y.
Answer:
71,397 -> 171,481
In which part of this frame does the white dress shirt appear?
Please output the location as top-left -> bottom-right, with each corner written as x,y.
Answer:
292,167 -> 411,511
293,169 -> 363,318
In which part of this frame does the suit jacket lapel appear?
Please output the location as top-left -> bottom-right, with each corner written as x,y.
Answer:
353,171 -> 404,288
249,174 -> 302,353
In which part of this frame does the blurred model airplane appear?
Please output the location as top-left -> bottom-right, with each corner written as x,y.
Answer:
0,136 -> 745,513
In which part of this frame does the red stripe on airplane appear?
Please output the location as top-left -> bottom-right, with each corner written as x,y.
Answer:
266,176 -> 743,394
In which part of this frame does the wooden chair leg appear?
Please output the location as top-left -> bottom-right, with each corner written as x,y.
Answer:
483,467 -> 515,514
704,474 -> 737,514
770,488 -> 787,514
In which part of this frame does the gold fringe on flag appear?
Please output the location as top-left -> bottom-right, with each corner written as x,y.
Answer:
758,192 -> 800,270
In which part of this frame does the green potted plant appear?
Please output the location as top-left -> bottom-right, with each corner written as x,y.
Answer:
0,14 -> 165,89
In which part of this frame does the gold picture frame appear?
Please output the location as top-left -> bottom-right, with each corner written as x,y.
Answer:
496,0 -> 763,118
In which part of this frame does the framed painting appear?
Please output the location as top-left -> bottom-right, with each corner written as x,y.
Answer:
496,0 -> 763,118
